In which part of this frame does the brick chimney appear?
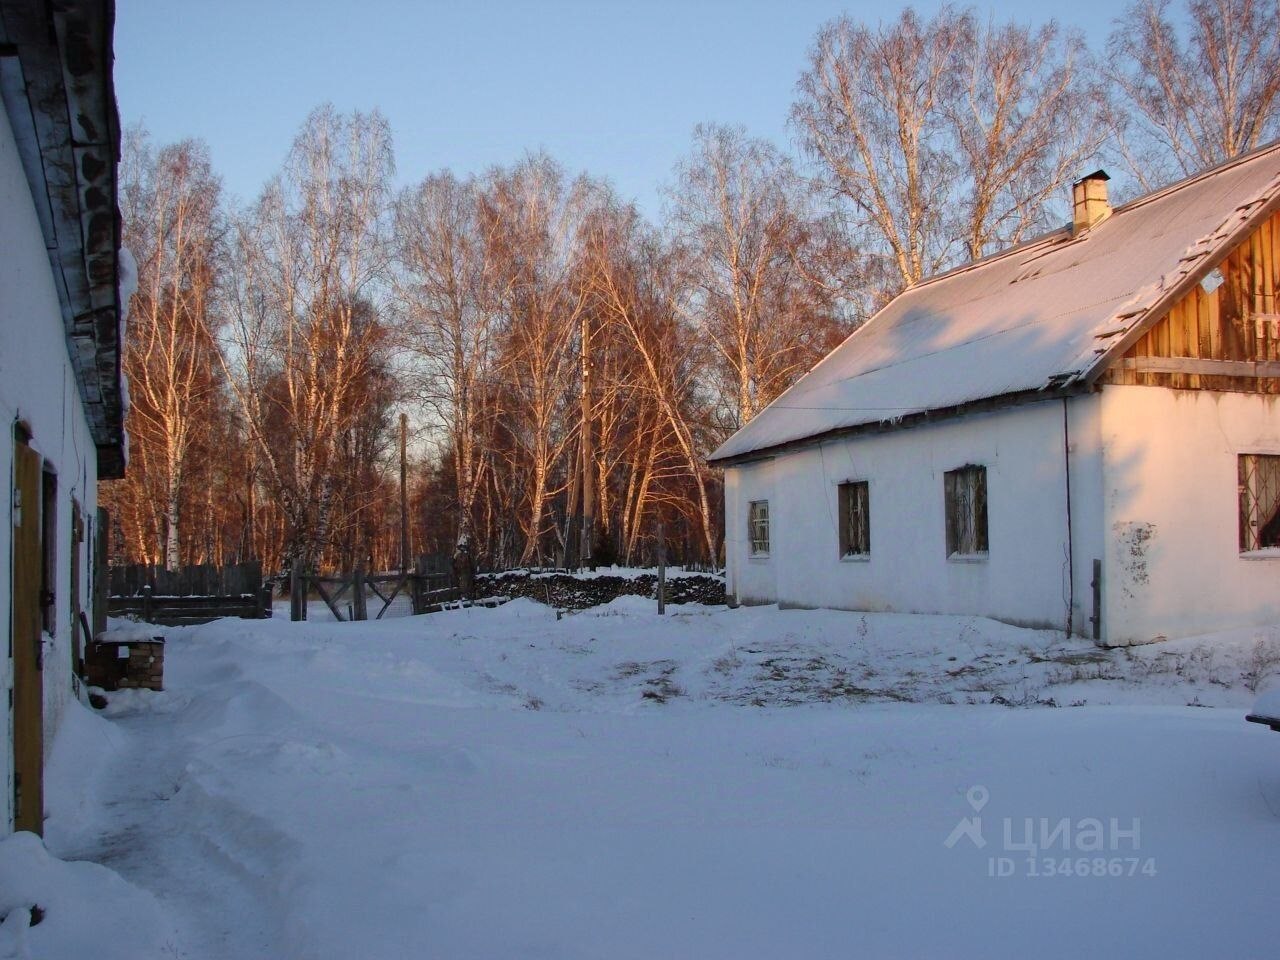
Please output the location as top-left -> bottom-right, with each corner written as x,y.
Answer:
1072,169 -> 1111,235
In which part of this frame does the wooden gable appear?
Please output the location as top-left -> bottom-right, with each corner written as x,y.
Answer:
1102,208 -> 1280,393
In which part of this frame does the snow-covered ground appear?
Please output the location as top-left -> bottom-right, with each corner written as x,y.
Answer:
12,600 -> 1280,958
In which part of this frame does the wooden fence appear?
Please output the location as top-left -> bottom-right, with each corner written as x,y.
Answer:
110,562 -> 265,597
109,562 -> 272,626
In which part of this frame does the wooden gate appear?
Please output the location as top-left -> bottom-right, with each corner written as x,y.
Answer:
288,558 -> 459,621
11,435 -> 43,835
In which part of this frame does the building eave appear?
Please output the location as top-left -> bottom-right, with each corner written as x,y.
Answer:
708,384 -> 1092,469
0,0 -> 124,478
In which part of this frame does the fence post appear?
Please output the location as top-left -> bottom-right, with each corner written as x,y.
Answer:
411,556 -> 424,615
1090,558 -> 1102,642
290,565 -> 305,622
141,584 -> 153,623
400,412 -> 410,575
657,522 -> 666,616
352,564 -> 368,622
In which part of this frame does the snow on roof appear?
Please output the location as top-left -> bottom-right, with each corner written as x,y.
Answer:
710,143 -> 1280,464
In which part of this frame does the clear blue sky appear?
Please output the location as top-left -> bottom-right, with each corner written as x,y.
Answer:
115,0 -> 1120,215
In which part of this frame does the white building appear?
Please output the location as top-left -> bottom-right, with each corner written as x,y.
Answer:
711,146 -> 1280,647
1,0 -> 125,834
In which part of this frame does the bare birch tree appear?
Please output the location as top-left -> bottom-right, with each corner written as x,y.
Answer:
1107,0 -> 1280,190
794,6 -> 1108,288
582,198 -> 720,562
115,130 -> 225,570
949,18 -> 1108,259
668,124 -> 853,435
223,105 -> 394,571
794,8 -> 966,290
480,155 -> 593,565
393,172 -> 499,592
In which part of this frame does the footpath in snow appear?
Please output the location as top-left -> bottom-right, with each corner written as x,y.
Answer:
8,599 -> 1280,958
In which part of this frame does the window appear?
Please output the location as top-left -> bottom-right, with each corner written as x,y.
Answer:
945,465 -> 988,557
838,481 -> 870,557
1239,454 -> 1280,551
748,500 -> 770,556
41,466 -> 57,634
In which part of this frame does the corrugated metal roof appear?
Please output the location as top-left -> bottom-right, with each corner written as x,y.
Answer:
710,142 -> 1280,464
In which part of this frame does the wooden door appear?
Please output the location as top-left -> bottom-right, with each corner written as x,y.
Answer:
11,438 -> 43,835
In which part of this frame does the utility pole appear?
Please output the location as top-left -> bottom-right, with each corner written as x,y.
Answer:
244,449 -> 256,562
657,520 -> 666,615
564,454 -> 581,571
399,412 -> 409,574
580,308 -> 595,570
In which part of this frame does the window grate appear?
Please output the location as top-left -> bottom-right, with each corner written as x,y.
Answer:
1239,454 -> 1280,551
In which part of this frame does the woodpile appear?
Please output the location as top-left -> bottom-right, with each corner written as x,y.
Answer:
473,572 -> 724,610
84,637 -> 165,691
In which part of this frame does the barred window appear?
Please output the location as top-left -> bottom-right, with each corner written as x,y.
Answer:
1239,454 -> 1280,551
838,481 -> 870,557
945,465 -> 988,557
748,500 -> 770,556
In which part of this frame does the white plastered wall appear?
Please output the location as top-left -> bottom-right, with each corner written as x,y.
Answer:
726,397 -> 1107,633
1099,385 -> 1280,645
724,457 -> 778,605
0,104 -> 100,831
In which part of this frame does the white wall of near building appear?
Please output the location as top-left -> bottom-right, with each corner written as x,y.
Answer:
723,466 -> 739,600
1065,394 -> 1107,641
1099,385 -> 1280,645
724,456 -> 778,605
0,104 -> 100,830
726,398 -> 1107,634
